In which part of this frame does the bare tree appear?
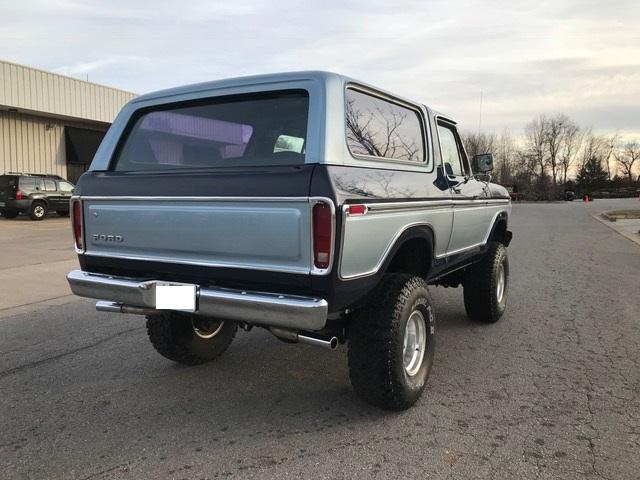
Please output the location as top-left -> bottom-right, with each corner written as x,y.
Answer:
459,131 -> 497,158
494,130 -> 517,184
602,133 -> 618,180
460,130 -> 517,185
544,114 -> 568,186
558,119 -> 581,184
512,149 -> 538,178
523,115 -> 549,196
615,141 -> 640,184
579,131 -> 605,171
345,100 -> 420,162
345,99 -> 381,157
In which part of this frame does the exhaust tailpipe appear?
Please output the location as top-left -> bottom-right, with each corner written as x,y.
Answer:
270,327 -> 338,350
96,301 -> 157,316
298,333 -> 339,350
96,304 -> 339,350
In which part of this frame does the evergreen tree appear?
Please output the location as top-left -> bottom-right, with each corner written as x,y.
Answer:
576,156 -> 608,191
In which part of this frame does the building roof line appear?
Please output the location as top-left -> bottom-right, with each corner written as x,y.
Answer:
0,58 -> 136,95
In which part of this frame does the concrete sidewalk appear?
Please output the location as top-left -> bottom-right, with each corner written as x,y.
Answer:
0,258 -> 77,314
593,214 -> 640,247
0,216 -> 77,315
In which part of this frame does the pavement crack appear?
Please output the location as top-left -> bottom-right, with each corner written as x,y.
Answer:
0,326 -> 144,379
77,464 -> 127,480
0,294 -> 75,312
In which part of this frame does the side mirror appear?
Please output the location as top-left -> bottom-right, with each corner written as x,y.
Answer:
472,153 -> 494,173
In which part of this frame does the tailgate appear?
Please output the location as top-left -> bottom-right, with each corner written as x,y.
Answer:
82,198 -> 313,274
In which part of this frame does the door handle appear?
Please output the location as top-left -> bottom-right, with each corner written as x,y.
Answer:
453,188 -> 462,194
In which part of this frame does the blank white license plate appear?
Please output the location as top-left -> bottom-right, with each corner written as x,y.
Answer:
155,284 -> 197,311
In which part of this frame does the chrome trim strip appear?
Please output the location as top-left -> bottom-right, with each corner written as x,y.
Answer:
67,270 -> 328,331
75,195 -> 310,202
453,199 -> 510,205
73,196 -> 509,206
72,198 -> 85,254
435,242 -> 484,258
366,200 -> 453,214
75,195 -> 335,276
354,198 -> 508,215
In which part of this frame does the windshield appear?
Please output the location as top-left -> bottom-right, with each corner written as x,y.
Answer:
111,90 -> 309,171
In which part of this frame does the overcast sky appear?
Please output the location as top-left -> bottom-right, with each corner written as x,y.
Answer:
1,0 -> 639,138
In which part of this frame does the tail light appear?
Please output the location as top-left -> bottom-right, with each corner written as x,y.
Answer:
72,200 -> 84,250
312,201 -> 333,270
15,190 -> 24,200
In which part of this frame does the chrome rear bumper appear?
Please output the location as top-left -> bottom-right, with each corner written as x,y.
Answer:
67,270 -> 328,331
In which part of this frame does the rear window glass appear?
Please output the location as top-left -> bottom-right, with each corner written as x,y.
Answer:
0,176 -> 16,190
346,88 -> 425,163
112,90 -> 309,171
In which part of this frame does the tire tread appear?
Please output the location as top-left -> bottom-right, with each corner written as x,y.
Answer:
146,313 -> 236,365
463,242 -> 508,323
348,274 -> 433,410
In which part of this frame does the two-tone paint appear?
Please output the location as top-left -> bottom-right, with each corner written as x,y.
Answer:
72,71 -> 511,322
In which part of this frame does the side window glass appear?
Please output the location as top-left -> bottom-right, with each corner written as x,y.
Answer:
437,124 -> 464,176
346,88 -> 425,163
19,177 -> 36,190
43,179 -> 57,191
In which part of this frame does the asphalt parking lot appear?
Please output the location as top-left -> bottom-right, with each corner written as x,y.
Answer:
1,199 -> 639,479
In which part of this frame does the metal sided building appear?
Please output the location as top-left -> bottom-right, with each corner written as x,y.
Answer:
0,60 -> 136,183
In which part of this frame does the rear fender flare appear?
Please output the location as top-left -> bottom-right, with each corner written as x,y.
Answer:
379,224 -> 436,276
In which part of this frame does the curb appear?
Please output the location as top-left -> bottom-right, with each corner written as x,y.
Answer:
592,214 -> 640,248
600,210 -> 640,222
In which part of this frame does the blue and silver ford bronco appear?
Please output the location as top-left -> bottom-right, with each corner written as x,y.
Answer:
67,72 -> 512,410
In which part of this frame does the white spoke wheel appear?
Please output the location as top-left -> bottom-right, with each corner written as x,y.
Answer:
496,263 -> 506,304
403,310 -> 427,377
192,317 -> 225,339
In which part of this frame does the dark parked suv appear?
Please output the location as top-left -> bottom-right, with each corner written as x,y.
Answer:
0,173 -> 75,220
